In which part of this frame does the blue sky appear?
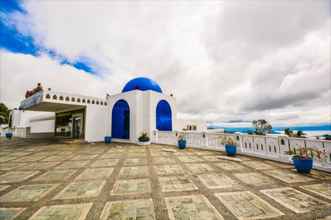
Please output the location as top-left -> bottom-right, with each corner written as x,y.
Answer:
0,0 -> 96,74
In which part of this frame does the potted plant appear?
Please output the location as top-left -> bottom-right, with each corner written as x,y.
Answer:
138,132 -> 150,145
222,136 -> 237,156
5,132 -> 13,139
104,136 -> 112,144
287,147 -> 321,173
177,135 -> 186,149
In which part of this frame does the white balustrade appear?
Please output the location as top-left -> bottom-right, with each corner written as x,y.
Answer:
153,130 -> 331,172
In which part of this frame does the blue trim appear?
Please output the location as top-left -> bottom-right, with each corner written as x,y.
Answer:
111,99 -> 130,139
122,77 -> 162,93
156,100 -> 172,131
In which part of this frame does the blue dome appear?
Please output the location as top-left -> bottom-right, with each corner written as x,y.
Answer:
122,77 -> 162,93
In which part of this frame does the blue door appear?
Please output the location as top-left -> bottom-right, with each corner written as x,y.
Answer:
156,100 -> 172,131
112,100 -> 130,139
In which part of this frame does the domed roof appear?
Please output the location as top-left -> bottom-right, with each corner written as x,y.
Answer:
122,77 -> 162,93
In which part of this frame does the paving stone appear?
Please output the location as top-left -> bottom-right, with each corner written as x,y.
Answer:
29,203 -> 92,220
214,161 -> 246,171
261,187 -> 330,213
32,170 -> 77,182
9,152 -> 31,157
300,183 -> 331,200
151,157 -> 177,164
0,208 -> 25,220
317,215 -> 331,220
0,185 -> 10,192
70,154 -> 98,161
19,155 -> 47,162
127,148 -> 146,153
265,161 -> 293,169
127,152 -> 147,158
0,156 -> 16,163
264,169 -> 314,183
234,172 -> 277,187
105,148 -> 125,153
54,161 -> 89,170
159,176 -> 198,192
124,158 -> 147,166
54,180 -> 105,200
198,173 -> 237,189
175,151 -> 196,156
186,163 -> 215,174
0,163 -> 27,171
111,179 -> 151,195
165,195 -> 224,220
41,155 -> 70,162
308,170 -> 331,180
202,155 -> 225,162
242,161 -> 276,170
0,171 -> 40,183
194,150 -> 217,156
119,166 -> 149,178
177,156 -> 204,163
1,142 -> 331,220
150,151 -> 172,157
90,159 -> 120,167
75,168 -> 113,180
100,199 -> 155,220
0,184 -> 58,202
153,165 -> 186,176
16,162 -> 60,170
99,153 -> 123,159
215,191 -> 284,220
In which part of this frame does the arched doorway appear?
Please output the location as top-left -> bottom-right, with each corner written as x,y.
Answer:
112,99 -> 130,139
156,100 -> 172,131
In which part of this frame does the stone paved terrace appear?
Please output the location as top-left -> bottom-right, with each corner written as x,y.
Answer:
0,139 -> 331,220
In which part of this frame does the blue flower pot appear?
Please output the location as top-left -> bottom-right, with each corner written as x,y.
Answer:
178,140 -> 186,149
225,144 -> 237,156
5,132 -> 13,139
104,136 -> 112,144
293,158 -> 313,173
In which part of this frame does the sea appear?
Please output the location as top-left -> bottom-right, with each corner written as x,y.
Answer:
207,124 -> 331,137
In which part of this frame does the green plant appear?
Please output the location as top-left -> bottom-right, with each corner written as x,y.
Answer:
221,136 -> 236,146
252,119 -> 272,135
284,128 -> 293,136
287,147 -> 321,160
138,132 -> 150,142
296,130 -> 305,138
0,103 -> 10,125
178,135 -> 186,141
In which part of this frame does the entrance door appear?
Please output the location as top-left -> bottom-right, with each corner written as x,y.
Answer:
72,115 -> 83,139
112,99 -> 130,139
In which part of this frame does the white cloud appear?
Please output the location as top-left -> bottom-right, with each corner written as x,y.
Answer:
1,0 -> 330,126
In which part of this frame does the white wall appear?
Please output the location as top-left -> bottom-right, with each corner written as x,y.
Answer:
107,91 -> 138,142
11,110 -> 55,135
30,119 -> 55,133
85,104 -> 108,142
148,91 -> 176,135
106,90 -> 176,143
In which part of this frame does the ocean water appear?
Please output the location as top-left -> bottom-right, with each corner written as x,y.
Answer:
208,124 -> 331,137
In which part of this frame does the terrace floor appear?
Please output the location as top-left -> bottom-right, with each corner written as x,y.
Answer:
0,139 -> 330,220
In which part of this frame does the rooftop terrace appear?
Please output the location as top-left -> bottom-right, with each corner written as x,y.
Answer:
0,139 -> 330,220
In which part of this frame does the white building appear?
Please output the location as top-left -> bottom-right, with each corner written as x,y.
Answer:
12,77 -> 204,143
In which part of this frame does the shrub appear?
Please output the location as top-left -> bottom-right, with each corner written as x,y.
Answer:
138,132 -> 150,142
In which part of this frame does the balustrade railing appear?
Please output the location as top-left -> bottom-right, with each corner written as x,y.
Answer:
153,130 -> 331,172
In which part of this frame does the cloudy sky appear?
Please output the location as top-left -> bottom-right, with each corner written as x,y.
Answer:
0,0 -> 330,126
